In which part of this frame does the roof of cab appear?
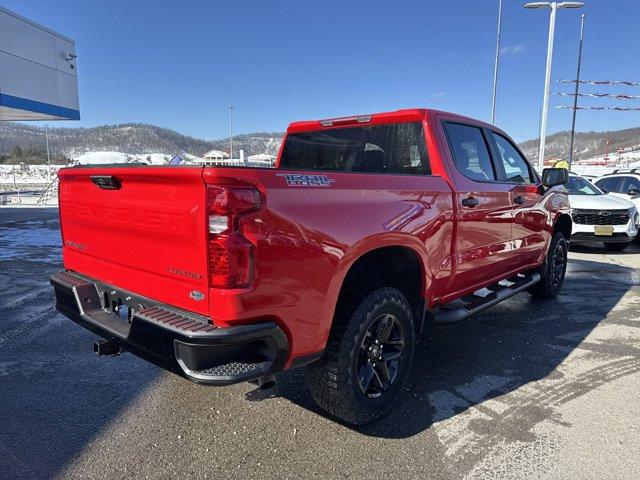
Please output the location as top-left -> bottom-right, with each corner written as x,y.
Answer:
286,108 -> 493,133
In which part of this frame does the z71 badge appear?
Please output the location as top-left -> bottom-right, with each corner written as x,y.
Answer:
277,173 -> 335,187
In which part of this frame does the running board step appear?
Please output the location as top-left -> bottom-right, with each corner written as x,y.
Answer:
433,272 -> 541,324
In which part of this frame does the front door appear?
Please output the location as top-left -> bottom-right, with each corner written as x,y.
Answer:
438,119 -> 515,296
487,130 -> 548,268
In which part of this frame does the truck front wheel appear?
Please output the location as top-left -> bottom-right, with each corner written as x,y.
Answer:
529,232 -> 568,299
308,287 -> 415,425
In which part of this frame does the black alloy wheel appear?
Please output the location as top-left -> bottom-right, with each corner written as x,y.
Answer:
550,239 -> 568,290
308,287 -> 416,425
357,313 -> 405,398
529,232 -> 568,299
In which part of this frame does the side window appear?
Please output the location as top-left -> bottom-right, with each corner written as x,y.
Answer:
595,177 -> 622,193
620,176 -> 640,193
444,123 -> 496,181
491,132 -> 534,183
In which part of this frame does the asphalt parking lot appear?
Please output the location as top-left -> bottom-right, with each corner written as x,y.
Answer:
1,208 -> 639,480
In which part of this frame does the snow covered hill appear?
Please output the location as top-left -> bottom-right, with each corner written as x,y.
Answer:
520,127 -> 640,162
0,122 -> 284,159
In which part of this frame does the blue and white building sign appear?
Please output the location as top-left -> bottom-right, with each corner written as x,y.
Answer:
0,6 -> 80,121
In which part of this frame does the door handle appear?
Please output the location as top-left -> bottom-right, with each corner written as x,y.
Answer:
461,196 -> 480,208
514,195 -> 526,205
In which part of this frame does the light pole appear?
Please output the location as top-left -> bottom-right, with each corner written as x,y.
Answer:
568,14 -> 585,168
524,1 -> 584,171
491,0 -> 503,125
45,123 -> 51,182
228,104 -> 234,160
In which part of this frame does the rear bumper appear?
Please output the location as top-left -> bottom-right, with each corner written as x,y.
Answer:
50,270 -> 288,385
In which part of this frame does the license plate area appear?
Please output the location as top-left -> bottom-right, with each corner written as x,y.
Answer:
594,225 -> 614,236
101,289 -> 140,325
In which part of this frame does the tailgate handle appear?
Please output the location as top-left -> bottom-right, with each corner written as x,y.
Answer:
91,175 -> 121,190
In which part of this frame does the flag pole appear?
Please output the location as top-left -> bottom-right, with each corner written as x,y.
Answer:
568,14 -> 585,168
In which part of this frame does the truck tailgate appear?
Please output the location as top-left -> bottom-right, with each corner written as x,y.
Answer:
58,166 -> 210,316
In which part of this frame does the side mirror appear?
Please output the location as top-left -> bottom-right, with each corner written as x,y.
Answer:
542,168 -> 568,188
627,188 -> 640,197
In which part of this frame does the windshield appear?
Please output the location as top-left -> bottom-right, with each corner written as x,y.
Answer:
566,176 -> 603,195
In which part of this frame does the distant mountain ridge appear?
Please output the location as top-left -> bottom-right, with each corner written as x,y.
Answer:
1,120 -> 639,163
0,122 -> 284,159
519,126 -> 640,161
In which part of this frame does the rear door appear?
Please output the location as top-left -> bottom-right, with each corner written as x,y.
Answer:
595,176 -> 623,196
58,166 -> 210,316
615,175 -> 640,198
438,119 -> 515,295
618,176 -> 640,209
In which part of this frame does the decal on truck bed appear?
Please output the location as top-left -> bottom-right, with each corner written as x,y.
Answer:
277,173 -> 335,187
167,267 -> 202,280
65,240 -> 86,251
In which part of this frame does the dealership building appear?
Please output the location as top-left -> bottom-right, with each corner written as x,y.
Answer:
0,5 -> 79,121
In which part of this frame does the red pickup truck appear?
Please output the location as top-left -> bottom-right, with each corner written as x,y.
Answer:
51,109 -> 570,424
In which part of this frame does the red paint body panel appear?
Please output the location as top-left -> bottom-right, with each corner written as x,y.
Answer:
202,167 -> 454,358
58,167 -> 210,316
56,108 -> 570,368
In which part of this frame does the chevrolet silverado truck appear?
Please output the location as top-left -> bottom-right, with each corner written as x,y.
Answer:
50,109 -> 570,424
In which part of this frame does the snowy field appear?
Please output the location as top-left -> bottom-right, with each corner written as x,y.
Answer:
570,146 -> 640,177
0,152 -> 179,186
0,164 -> 63,185
572,161 -> 640,177
73,151 -> 173,165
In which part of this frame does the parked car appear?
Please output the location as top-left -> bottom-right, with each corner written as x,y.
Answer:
50,109 -> 571,424
567,173 -> 638,251
578,174 -> 598,182
594,169 -> 640,213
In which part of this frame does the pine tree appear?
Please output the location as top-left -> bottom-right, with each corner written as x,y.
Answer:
11,145 -> 23,159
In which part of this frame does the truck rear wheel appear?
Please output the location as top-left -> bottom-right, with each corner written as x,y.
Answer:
529,232 -> 568,299
308,287 -> 415,425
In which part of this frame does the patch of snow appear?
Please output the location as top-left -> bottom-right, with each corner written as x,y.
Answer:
0,165 -> 63,185
73,151 -> 131,165
0,151 -> 205,186
141,153 -> 171,165
73,151 -> 181,165
569,144 -> 640,177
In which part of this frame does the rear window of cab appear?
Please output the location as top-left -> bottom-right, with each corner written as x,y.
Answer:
280,122 -> 431,175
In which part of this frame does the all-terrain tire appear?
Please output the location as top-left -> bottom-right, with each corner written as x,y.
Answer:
603,241 -> 630,252
529,232 -> 568,299
308,287 -> 415,425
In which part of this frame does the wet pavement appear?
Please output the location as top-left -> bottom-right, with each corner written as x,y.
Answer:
1,208 -> 639,479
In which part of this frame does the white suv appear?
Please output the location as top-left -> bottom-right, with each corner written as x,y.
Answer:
567,174 -> 639,251
595,170 -> 640,212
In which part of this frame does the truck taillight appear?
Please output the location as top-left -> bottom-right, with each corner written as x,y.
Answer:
207,186 -> 261,288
